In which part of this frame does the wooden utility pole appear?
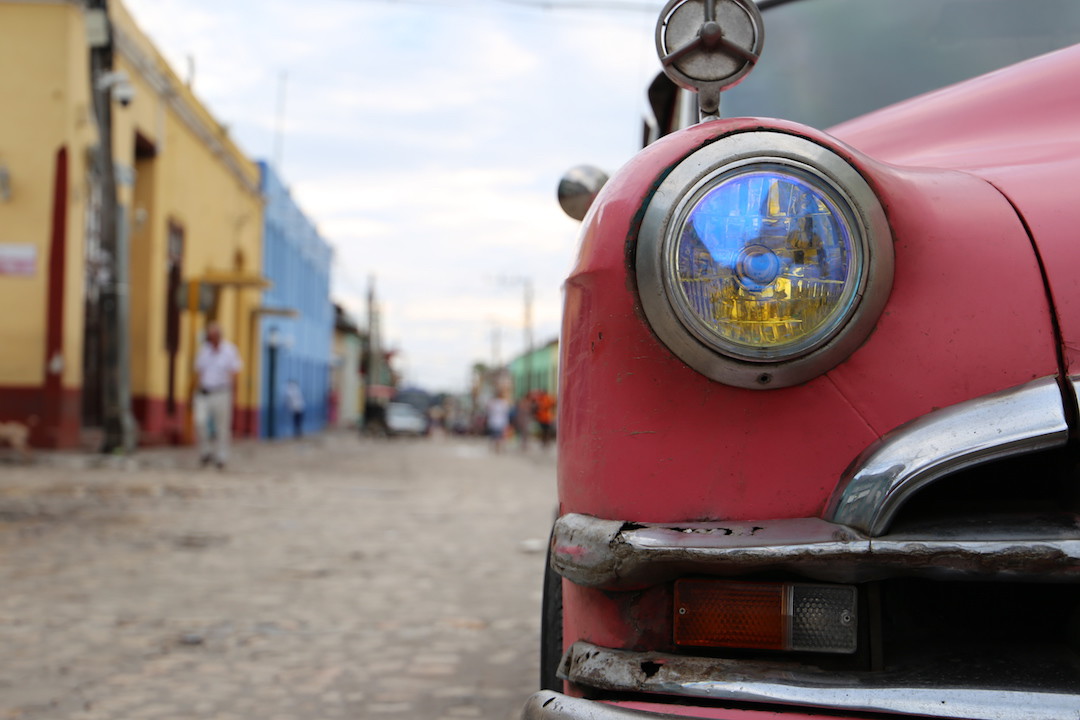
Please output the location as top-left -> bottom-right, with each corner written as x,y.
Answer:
87,0 -> 136,452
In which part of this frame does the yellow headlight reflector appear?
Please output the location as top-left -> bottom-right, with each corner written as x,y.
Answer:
670,166 -> 860,361
674,579 -> 857,654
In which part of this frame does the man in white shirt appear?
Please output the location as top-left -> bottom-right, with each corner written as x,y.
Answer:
194,322 -> 242,468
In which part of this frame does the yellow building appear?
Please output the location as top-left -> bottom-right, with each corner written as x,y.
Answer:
0,1 -> 265,448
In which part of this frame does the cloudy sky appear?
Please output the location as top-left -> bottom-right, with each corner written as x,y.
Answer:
123,0 -> 670,392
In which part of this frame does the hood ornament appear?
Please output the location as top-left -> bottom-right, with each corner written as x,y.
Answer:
655,0 -> 765,122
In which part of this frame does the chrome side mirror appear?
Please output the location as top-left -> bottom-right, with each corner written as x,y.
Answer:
557,165 -> 609,222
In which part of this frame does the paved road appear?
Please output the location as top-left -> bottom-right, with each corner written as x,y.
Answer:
0,433 -> 557,720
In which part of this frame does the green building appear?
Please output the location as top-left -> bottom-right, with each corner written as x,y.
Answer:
508,339 -> 558,399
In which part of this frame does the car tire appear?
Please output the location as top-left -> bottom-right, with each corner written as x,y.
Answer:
540,535 -> 563,691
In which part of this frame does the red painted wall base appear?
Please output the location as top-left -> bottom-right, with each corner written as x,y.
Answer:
132,395 -> 261,446
0,385 -> 82,449
132,395 -> 188,446
0,386 -> 263,449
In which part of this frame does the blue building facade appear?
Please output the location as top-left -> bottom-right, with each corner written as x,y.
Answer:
258,162 -> 334,438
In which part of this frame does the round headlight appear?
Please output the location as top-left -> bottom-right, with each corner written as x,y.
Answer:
637,132 -> 892,389
672,164 -> 862,360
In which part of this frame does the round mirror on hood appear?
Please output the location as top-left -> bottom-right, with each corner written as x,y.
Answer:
558,165 -> 609,221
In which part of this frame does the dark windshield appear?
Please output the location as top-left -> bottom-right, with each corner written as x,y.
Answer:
720,0 -> 1080,128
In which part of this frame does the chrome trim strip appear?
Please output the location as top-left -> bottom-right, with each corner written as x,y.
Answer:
559,642 -> 1080,720
550,512 -> 1080,589
828,376 -> 1069,536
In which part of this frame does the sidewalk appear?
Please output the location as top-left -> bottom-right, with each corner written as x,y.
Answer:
12,429 -> 354,473
11,426 -> 558,474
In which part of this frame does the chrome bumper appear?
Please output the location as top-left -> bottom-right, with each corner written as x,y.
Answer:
542,378 -> 1080,719
551,511 -> 1080,589
532,642 -> 1080,720
551,377 -> 1080,590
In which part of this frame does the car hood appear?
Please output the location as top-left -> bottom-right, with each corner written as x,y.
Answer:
831,43 -> 1080,373
829,44 -> 1080,172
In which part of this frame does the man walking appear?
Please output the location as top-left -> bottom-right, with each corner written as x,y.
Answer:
285,380 -> 305,438
194,322 -> 242,468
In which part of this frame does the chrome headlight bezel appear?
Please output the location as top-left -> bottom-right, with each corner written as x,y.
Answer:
636,131 -> 894,389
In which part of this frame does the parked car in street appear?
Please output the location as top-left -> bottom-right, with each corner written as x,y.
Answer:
385,402 -> 428,437
526,0 -> 1080,718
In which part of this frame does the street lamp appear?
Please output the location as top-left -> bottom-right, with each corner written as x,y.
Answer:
495,275 -> 534,395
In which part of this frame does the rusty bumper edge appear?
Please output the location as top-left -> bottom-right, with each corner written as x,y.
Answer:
550,513 -> 1080,589
522,690 -> 686,720
559,642 -> 1080,720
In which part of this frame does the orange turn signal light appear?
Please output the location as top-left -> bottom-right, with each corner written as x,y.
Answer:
674,579 -> 857,654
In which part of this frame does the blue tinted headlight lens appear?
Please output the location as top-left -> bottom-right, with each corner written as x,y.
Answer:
670,165 -> 861,360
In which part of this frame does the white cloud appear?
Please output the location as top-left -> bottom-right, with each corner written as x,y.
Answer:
123,0 -> 667,391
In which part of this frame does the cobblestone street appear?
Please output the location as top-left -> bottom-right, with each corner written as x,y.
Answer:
0,433 -> 557,720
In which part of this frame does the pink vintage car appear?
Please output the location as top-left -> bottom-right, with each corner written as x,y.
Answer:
525,1 -> 1080,718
